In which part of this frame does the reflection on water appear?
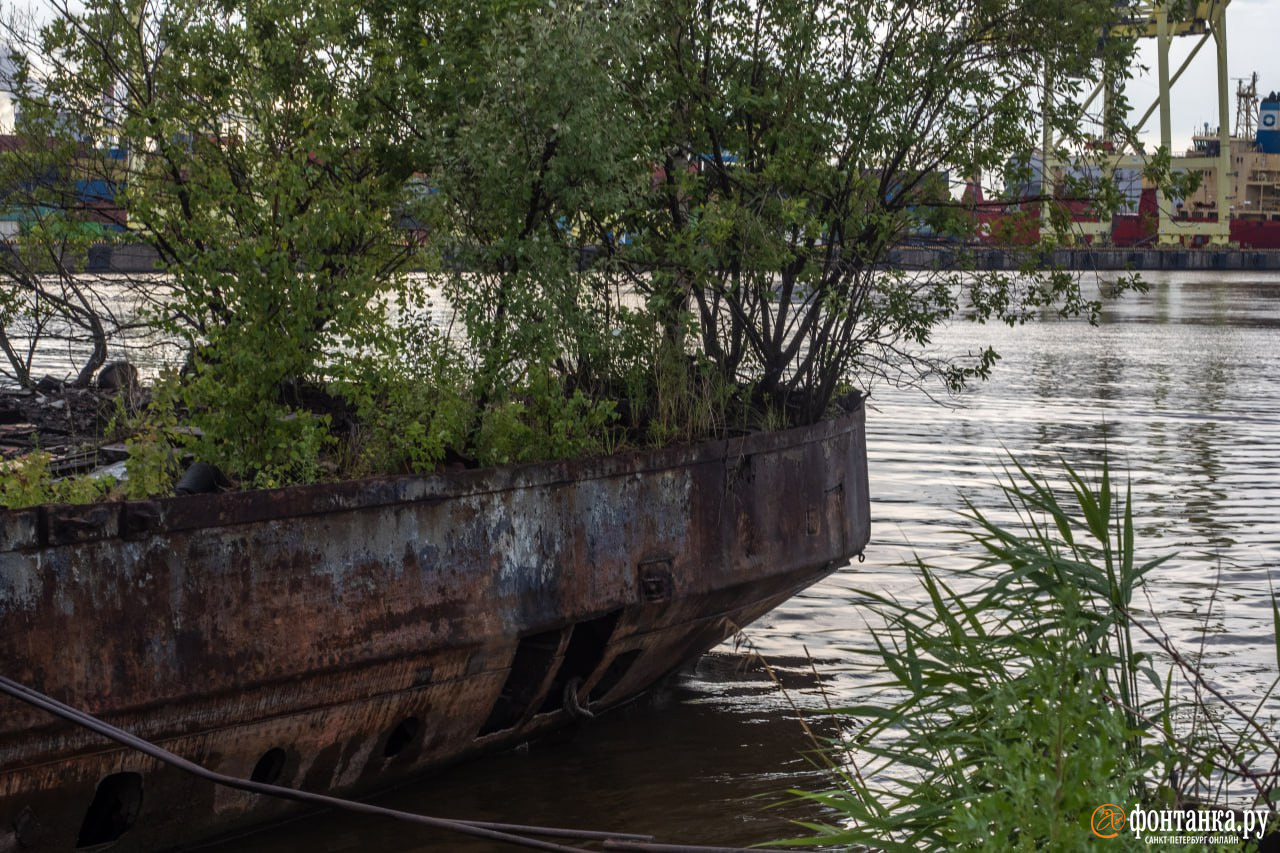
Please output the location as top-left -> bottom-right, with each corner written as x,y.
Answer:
192,272 -> 1280,848
0,275 -> 179,388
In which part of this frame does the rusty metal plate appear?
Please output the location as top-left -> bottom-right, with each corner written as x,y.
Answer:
0,405 -> 869,852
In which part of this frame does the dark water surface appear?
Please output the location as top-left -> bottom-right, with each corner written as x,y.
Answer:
205,272 -> 1280,851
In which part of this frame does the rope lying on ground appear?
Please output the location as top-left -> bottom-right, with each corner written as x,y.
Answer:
0,674 -> 651,852
602,842 -> 791,852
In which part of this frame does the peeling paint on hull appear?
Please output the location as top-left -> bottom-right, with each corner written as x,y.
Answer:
0,405 -> 870,852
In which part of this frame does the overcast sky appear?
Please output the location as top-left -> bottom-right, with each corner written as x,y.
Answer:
1129,0 -> 1279,152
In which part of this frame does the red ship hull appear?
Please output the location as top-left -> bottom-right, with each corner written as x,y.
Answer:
970,187 -> 1280,249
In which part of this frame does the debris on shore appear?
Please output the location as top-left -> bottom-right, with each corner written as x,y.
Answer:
0,377 -> 139,477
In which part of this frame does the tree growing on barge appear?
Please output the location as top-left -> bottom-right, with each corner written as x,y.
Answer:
2,0 -> 1149,498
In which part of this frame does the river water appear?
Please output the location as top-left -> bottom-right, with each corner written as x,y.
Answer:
95,271 -> 1280,849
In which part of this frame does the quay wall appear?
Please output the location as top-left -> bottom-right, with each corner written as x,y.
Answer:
889,245 -> 1280,272
12,242 -> 1280,275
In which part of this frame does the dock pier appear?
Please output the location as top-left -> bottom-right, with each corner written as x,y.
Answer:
888,245 -> 1280,272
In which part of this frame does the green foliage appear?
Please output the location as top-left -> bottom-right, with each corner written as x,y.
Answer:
120,373 -> 185,499
617,0 -> 1150,422
1,0 -> 1177,497
646,344 -> 737,447
0,450 -> 62,508
476,369 -> 618,468
340,305 -> 471,476
182,366 -> 333,489
421,1 -> 655,454
22,0 -> 418,481
790,458 -> 1277,850
1144,146 -> 1206,206
0,450 -> 117,509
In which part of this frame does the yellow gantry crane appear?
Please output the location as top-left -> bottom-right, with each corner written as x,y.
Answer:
1049,1 -> 1233,246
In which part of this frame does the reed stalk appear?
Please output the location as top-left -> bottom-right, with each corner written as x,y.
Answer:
785,456 -> 1278,851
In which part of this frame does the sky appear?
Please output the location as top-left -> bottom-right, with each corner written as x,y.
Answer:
1128,0 -> 1279,153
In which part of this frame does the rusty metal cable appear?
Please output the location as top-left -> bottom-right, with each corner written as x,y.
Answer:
602,841 -> 788,852
0,674 -> 654,852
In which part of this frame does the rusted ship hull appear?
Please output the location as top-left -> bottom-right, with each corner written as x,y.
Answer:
0,405 -> 870,852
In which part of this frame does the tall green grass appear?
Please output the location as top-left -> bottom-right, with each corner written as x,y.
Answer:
787,457 -> 1278,851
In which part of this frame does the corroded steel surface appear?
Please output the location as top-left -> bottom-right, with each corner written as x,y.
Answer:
0,405 -> 870,852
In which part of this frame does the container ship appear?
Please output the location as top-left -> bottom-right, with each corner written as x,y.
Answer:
969,79 -> 1280,249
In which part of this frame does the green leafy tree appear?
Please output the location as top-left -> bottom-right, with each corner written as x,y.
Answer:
623,0 -> 1147,425
19,0 -> 420,482
401,1 -> 657,459
0,106 -> 119,388
7,0 -> 1168,492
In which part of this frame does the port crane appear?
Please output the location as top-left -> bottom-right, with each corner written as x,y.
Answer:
1047,1 -> 1233,245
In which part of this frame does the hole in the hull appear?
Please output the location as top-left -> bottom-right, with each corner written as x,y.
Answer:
589,649 -> 643,703
14,806 -> 42,847
76,772 -> 142,848
383,717 -> 422,758
411,666 -> 434,688
250,748 -> 287,785
638,560 -> 675,603
478,628 -> 563,736
539,609 -> 623,714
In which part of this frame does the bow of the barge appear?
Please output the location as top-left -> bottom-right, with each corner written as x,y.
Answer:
0,403 -> 869,853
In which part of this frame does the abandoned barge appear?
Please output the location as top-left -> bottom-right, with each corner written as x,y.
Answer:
0,402 -> 870,852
